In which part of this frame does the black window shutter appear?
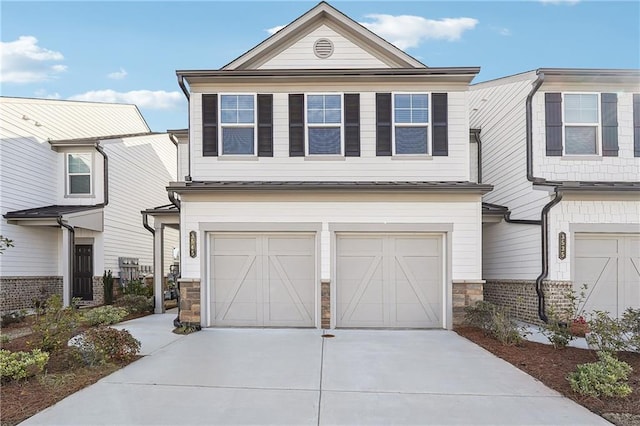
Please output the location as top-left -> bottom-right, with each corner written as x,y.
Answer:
289,94 -> 304,157
601,93 -> 618,157
634,94 -> 640,157
432,93 -> 448,156
545,93 -> 563,156
344,94 -> 360,157
257,94 -> 273,157
202,94 -> 218,156
376,93 -> 392,156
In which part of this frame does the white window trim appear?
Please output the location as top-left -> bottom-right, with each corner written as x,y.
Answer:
66,152 -> 93,197
562,92 -> 601,156
392,92 -> 431,156
304,93 -> 344,156
218,93 -> 258,156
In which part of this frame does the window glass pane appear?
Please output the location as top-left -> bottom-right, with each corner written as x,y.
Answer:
222,128 -> 254,154
308,128 -> 341,154
324,109 -> 341,124
236,95 -> 254,109
221,110 -> 237,123
70,175 -> 91,194
394,94 -> 411,109
324,95 -> 341,109
395,127 -> 428,154
307,95 -> 324,109
564,94 -> 598,124
237,110 -> 254,124
307,109 -> 324,124
220,95 -> 237,109
68,154 -> 91,173
395,109 -> 411,123
412,109 -> 429,123
565,126 -> 597,155
411,94 -> 429,109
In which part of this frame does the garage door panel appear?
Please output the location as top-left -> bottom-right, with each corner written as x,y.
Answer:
339,253 -> 384,326
576,257 -> 617,315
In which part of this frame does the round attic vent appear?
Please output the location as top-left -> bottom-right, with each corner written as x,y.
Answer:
313,38 -> 334,59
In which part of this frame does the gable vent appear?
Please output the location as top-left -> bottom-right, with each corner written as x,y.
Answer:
313,38 -> 334,59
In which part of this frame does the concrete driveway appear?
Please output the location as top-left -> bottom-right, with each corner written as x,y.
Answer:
21,313 -> 609,425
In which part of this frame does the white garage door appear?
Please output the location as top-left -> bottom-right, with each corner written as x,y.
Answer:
575,234 -> 640,318
209,233 -> 316,327
336,234 -> 443,328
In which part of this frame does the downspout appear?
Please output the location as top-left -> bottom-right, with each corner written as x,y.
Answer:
471,130 -> 482,184
94,143 -> 109,207
57,217 -> 75,305
177,74 -> 192,182
535,189 -> 563,323
142,212 -> 155,235
168,191 -> 181,209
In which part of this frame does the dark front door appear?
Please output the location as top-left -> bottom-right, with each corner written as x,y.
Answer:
73,245 -> 93,300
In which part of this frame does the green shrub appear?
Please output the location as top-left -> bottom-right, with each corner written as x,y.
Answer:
541,320 -> 573,349
77,327 -> 140,365
0,349 -> 49,382
122,279 -> 153,298
103,270 -> 114,305
587,308 -> 640,353
464,301 -> 524,346
30,295 -> 80,353
1,310 -> 27,327
115,294 -> 153,314
567,351 -> 633,398
83,306 -> 129,326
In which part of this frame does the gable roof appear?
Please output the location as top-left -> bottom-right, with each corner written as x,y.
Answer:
0,97 -> 150,143
222,1 -> 426,70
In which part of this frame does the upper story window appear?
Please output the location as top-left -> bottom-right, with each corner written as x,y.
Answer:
306,94 -> 342,155
67,153 -> 92,195
220,94 -> 256,155
393,93 -> 429,155
563,93 -> 600,155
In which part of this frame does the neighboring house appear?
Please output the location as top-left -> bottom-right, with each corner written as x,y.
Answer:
169,2 -> 491,330
470,69 -> 640,322
0,97 -> 179,313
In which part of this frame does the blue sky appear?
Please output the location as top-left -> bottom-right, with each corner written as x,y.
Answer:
1,1 -> 638,131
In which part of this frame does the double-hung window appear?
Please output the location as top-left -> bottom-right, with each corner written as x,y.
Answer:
306,94 -> 342,155
393,93 -> 429,155
67,153 -> 92,195
220,94 -> 256,155
563,93 -> 600,155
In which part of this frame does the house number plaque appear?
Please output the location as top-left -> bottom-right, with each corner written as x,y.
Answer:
189,231 -> 197,258
558,232 -> 566,260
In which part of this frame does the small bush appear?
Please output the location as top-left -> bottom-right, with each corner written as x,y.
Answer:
115,294 -> 153,314
586,308 -> 640,353
122,280 -> 153,298
76,327 -> 141,365
464,301 -> 524,346
103,270 -> 114,305
541,320 -> 573,349
1,310 -> 27,327
31,295 -> 80,353
567,351 -> 633,398
0,349 -> 49,382
83,306 -> 129,326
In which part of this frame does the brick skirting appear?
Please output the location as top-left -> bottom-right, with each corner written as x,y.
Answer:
483,280 -> 573,324
452,281 -> 484,326
179,279 -> 201,325
321,280 -> 330,329
0,276 -> 63,314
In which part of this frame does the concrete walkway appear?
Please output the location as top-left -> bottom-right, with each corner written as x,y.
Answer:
21,313 -> 609,425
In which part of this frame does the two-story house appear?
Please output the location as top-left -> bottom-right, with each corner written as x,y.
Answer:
470,69 -> 640,322
0,97 -> 179,312
171,2 -> 491,330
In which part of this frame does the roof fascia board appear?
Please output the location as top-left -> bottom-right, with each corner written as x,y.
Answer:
222,2 -> 424,70
49,131 -> 158,146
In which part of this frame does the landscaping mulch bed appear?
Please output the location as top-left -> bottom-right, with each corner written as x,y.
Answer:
455,326 -> 640,425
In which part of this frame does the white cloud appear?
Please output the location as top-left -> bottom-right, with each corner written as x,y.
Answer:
34,89 -> 61,99
360,14 -> 478,50
68,89 -> 183,109
266,25 -> 286,35
0,36 -> 67,83
107,67 -> 128,80
491,26 -> 512,36
539,0 -> 580,4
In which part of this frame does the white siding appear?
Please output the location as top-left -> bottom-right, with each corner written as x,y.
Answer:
179,193 -> 483,282
259,24 -> 389,69
163,227 -> 180,276
102,134 -> 177,277
178,141 -> 188,181
532,89 -> 640,182
549,197 -> 640,281
469,138 -> 478,183
189,88 -> 470,182
482,222 -> 541,280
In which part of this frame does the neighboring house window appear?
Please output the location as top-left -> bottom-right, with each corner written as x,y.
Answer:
563,93 -> 600,155
220,94 -> 256,155
306,94 -> 342,155
393,93 -> 429,155
67,153 -> 92,195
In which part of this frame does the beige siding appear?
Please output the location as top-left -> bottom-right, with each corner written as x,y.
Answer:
102,134 -> 177,277
163,227 -> 180,276
179,193 -> 483,282
190,88 -> 470,182
259,24 -> 389,69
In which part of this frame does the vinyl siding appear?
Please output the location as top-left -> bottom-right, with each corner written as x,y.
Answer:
189,87 -> 470,181
259,24 -> 389,69
102,134 -> 177,277
532,89 -> 640,181
179,192 -> 483,282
